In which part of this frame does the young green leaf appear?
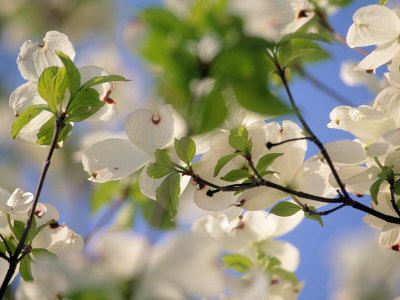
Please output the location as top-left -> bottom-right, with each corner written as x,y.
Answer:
222,254 -> 253,273
36,118 -> 73,146
278,32 -> 331,45
220,169 -> 250,182
80,75 -> 130,91
31,248 -> 57,260
155,173 -> 180,219
229,127 -> 252,156
214,153 -> 240,177
304,206 -> 323,227
11,105 -> 48,139
271,268 -> 298,285
55,51 -> 81,95
12,220 -> 25,241
37,66 -> 68,112
147,149 -> 178,179
256,153 -> 283,173
141,199 -> 176,230
270,201 -> 302,217
395,179 -> 400,196
370,178 -> 385,205
19,255 -> 33,282
174,137 -> 196,166
66,88 -> 104,122
380,0 -> 389,5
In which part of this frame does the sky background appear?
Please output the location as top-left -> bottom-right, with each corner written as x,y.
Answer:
1,0 -> 400,299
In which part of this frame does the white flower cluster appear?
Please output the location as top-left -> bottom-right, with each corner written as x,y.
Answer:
0,187 -> 83,285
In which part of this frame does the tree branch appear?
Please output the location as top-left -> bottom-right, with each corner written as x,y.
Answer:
0,118 -> 64,297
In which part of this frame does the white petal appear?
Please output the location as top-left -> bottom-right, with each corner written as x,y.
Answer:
78,66 -> 117,122
379,223 -> 400,250
328,105 -> 396,142
9,82 -> 46,115
34,203 -> 60,224
356,41 -> 400,71
363,191 -> 395,230
259,240 -> 300,272
373,86 -> 400,127
82,138 -> 152,182
269,210 -> 304,237
125,105 -> 184,153
17,31 -> 75,82
17,110 -> 53,143
340,61 -> 383,93
265,121 -> 307,182
324,140 -> 367,164
240,185 -> 287,211
388,50 -> 400,87
147,233 -> 224,296
346,5 -> 400,48
139,166 -> 190,200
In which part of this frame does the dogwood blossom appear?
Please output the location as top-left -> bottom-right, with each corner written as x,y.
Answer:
9,31 -> 118,143
193,210 -> 304,299
346,5 -> 400,71
82,104 -> 189,199
16,231 -> 224,300
194,121 -> 332,211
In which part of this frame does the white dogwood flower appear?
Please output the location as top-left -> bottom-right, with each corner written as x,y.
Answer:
10,31 -> 118,143
346,5 -> 400,70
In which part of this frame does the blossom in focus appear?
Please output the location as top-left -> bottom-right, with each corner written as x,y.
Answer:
346,5 -> 400,71
9,31 -> 118,143
82,104 -> 189,199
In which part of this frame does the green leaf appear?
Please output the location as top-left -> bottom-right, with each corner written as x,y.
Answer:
66,88 -> 104,122
214,153 -> 240,177
147,149 -> 178,179
229,127 -> 252,156
380,0 -> 389,5
222,254 -> 253,273
31,248 -> 57,260
256,153 -> 283,173
304,206 -> 323,227
220,169 -> 250,182
80,75 -> 130,91
11,105 -> 47,139
36,118 -> 73,146
270,201 -> 302,217
56,51 -> 81,95
174,137 -> 196,166
90,181 -> 121,213
37,66 -> 68,112
19,255 -> 33,282
191,88 -> 227,134
141,199 -> 176,230
279,39 -> 328,66
394,179 -> 400,196
370,178 -> 385,205
155,173 -> 180,219
271,268 -> 298,285
12,220 -> 25,241
278,32 -> 331,45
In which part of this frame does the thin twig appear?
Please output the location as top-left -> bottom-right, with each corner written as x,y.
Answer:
266,137 -> 312,149
305,203 -> 346,216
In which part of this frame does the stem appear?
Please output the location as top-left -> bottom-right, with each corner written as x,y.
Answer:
275,62 -> 351,200
306,203 -> 346,216
0,118 -> 64,297
266,137 -> 311,149
389,180 -> 400,217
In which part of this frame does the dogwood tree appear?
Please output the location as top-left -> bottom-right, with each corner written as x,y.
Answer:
0,0 -> 399,299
